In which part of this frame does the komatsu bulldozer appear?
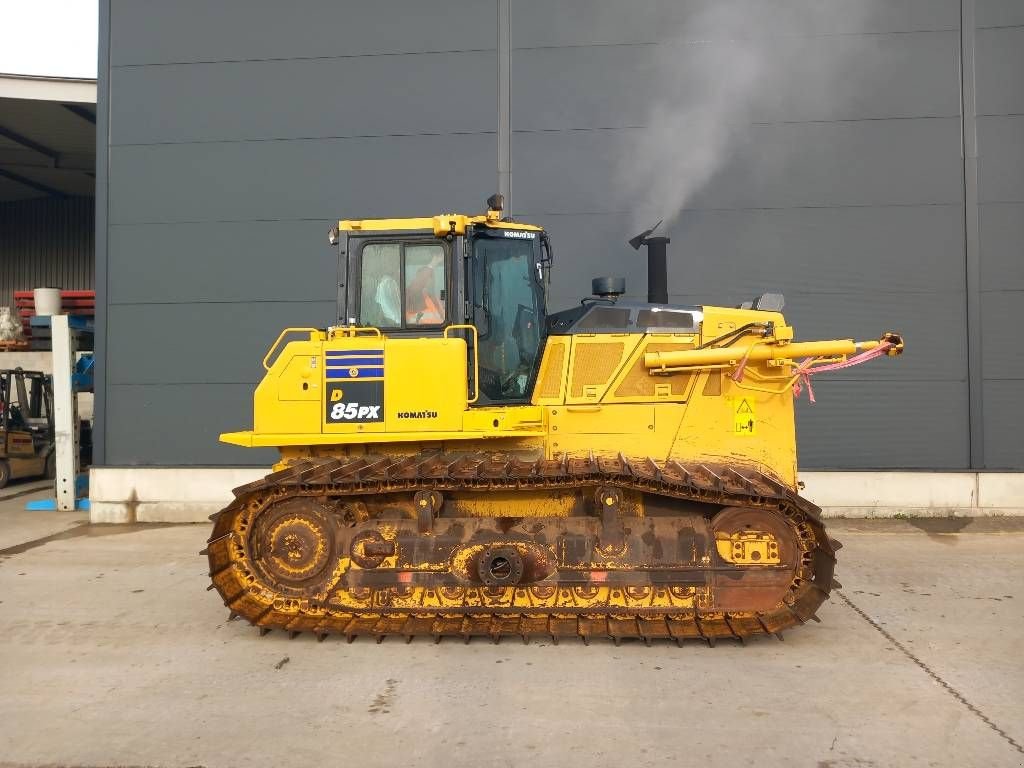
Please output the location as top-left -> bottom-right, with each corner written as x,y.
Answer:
207,195 -> 903,644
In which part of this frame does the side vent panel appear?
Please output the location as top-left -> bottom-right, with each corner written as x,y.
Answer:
611,340 -> 696,401
567,337 -> 639,403
533,337 -> 569,404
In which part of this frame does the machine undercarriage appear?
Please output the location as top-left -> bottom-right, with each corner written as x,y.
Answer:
207,451 -> 840,644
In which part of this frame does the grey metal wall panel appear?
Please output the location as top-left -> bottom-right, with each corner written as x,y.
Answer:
510,0 -> 959,48
769,293 -> 965,383
513,118 -> 963,215
108,133 -> 495,225
531,205 -> 965,306
102,0 -> 500,467
106,301 -> 334,386
513,32 -> 960,131
977,116 -> 1024,202
110,0 -> 494,65
100,1 -> 1022,470
94,0 -> 111,464
975,0 -> 1024,28
110,50 -> 497,145
980,203 -> 1024,291
0,196 -> 95,312
795,381 -> 969,469
108,221 -> 337,304
975,27 -> 1024,115
975,1 -> 1024,469
105,383 -> 278,466
983,381 -> 1024,469
980,292 -> 1024,380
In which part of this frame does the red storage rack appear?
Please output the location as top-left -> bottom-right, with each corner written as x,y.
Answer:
13,290 -> 96,340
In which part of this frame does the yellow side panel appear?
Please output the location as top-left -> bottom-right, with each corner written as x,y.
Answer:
277,354 -> 322,402
546,403 -> 683,459
669,377 -> 797,487
463,405 -> 545,434
253,340 -> 322,435
604,334 -> 697,404
532,337 -> 570,405
381,338 -> 468,433
566,335 -> 640,404
699,306 -> 786,343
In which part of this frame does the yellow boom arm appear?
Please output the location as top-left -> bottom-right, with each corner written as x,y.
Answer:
644,332 -> 904,373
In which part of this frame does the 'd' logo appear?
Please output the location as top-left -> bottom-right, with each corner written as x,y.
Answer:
330,388 -> 344,401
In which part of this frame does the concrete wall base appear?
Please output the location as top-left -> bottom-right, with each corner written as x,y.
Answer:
89,467 -> 264,524
88,467 -> 1024,524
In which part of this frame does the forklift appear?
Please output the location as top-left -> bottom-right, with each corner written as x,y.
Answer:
0,368 -> 56,488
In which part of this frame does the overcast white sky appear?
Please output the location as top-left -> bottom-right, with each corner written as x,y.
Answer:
0,0 -> 98,78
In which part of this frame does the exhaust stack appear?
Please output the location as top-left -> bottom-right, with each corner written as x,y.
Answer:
628,221 -> 670,304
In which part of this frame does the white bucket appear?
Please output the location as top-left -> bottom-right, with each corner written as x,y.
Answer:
33,287 -> 63,316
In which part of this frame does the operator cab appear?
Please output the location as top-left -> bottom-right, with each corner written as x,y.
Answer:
333,195 -> 551,405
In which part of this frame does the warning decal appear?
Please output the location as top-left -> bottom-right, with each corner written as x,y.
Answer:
732,397 -> 756,436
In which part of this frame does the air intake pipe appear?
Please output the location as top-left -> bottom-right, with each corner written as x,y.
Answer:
628,221 -> 669,304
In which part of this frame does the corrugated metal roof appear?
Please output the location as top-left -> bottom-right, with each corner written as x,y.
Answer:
0,85 -> 96,202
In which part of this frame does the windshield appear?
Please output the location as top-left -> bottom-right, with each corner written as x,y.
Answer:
472,232 -> 545,403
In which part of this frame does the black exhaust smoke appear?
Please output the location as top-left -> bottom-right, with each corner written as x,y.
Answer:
628,221 -> 670,304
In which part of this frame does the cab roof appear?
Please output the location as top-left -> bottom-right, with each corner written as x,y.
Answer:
338,212 -> 543,237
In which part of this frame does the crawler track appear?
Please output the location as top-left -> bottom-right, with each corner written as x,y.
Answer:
206,453 -> 840,644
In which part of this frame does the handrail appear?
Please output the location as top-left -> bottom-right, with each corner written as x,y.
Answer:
328,325 -> 383,339
261,328 -> 320,371
444,324 -> 480,404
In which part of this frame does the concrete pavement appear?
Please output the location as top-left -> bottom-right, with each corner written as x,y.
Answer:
0,488 -> 1021,768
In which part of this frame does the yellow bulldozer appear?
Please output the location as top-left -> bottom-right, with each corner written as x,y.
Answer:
207,195 -> 903,644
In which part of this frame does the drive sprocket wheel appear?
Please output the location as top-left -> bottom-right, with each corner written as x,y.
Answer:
249,498 -> 336,595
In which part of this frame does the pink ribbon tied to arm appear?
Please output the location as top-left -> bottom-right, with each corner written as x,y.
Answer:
791,341 -> 895,403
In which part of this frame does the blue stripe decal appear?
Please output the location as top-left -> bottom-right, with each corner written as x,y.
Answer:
326,350 -> 383,357
326,367 -> 385,379
322,357 -> 383,366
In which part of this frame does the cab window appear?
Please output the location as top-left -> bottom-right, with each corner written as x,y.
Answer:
359,242 -> 446,328
404,244 -> 446,326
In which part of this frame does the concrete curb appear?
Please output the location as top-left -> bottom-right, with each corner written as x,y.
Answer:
88,467 -> 1024,524
802,471 -> 1024,518
89,467 -> 264,523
